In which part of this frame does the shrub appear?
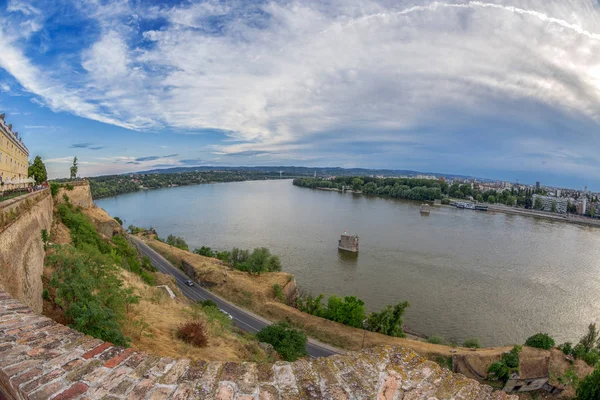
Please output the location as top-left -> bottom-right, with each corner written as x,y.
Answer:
166,234 -> 189,251
427,335 -> 445,345
559,342 -> 573,356
463,338 -> 481,349
114,216 -> 123,226
140,271 -> 156,286
583,350 -> 600,367
256,322 -> 307,361
488,361 -> 510,381
41,229 -> 49,250
325,295 -> 366,328
525,333 -> 555,350
273,284 -> 284,302
576,365 -> 600,400
65,183 -> 74,191
199,299 -> 218,309
177,321 -> 208,347
194,246 -> 214,257
62,194 -> 70,203
50,182 -> 60,196
366,300 -> 410,337
42,289 -> 50,301
573,343 -> 588,360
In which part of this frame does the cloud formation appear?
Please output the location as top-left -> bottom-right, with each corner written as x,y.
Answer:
2,0 -> 600,183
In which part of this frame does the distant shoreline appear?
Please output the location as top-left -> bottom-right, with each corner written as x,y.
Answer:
311,186 -> 600,229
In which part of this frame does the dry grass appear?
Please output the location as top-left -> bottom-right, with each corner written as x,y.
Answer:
120,270 -> 270,362
141,234 -> 514,358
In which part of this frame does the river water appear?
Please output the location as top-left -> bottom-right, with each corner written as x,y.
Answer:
96,179 -> 600,346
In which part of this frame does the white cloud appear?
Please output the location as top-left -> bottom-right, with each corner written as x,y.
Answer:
5,0 -> 600,179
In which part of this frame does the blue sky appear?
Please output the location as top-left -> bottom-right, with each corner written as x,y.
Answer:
1,0 -> 600,189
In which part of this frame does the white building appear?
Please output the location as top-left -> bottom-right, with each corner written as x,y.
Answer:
532,194 -> 569,214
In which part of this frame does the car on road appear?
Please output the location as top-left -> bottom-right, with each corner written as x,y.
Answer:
220,309 -> 233,319
184,280 -> 194,286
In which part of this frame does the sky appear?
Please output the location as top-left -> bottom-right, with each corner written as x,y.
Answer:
1,0 -> 600,189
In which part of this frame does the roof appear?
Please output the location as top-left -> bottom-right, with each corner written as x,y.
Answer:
518,356 -> 549,379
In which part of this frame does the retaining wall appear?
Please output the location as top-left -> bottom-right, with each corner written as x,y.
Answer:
0,190 -> 52,313
0,290 -> 516,400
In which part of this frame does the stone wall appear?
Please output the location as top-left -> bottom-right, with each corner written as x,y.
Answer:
0,190 -> 52,313
56,183 -> 93,209
0,290 -> 516,400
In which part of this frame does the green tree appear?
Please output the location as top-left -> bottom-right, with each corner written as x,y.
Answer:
70,157 -> 78,180
577,365 -> 600,400
525,333 -> 555,350
366,300 -> 410,337
590,206 -> 596,218
325,296 -> 366,328
351,178 -> 364,191
463,338 -> 481,349
579,323 -> 599,353
551,201 -> 557,213
166,234 -> 189,251
28,156 -> 47,184
113,216 -> 123,226
194,246 -> 214,257
476,194 -> 484,203
488,195 -> 496,204
256,322 -> 307,361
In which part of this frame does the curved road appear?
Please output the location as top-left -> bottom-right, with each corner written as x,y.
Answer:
129,236 -> 339,358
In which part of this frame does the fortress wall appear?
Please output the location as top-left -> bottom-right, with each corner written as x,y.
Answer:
0,190 -> 52,313
56,183 -> 93,209
0,290 -> 516,400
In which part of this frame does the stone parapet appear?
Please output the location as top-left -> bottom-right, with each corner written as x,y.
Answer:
0,290 -> 517,400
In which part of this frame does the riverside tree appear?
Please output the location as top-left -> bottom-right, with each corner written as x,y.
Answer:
366,300 -> 410,337
256,322 -> 307,361
70,157 -> 78,179
28,155 -> 47,184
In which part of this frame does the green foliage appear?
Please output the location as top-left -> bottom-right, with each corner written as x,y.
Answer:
41,229 -> 49,251
231,247 -> 282,274
525,333 -> 555,350
194,246 -> 214,257
62,193 -> 70,204
534,197 -> 544,210
198,299 -> 218,308
294,177 -> 443,201
325,295 -> 366,328
427,335 -> 445,345
42,288 -> 50,301
57,203 -> 111,254
256,322 -> 307,361
114,216 -> 123,226
559,342 -> 573,355
127,225 -> 146,234
28,156 -> 47,184
579,323 -> 599,353
573,343 -> 588,360
296,294 -> 326,317
366,300 -> 410,337
50,182 -> 60,196
487,345 -> 521,382
272,284 -> 284,302
166,234 -> 189,251
70,157 -> 78,180
576,365 -> 600,400
215,251 -> 231,263
583,350 -> 599,366
463,338 -> 481,349
551,200 -> 557,213
65,183 -> 74,191
47,246 -> 136,346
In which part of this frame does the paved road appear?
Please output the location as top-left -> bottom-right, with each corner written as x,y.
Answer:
129,236 -> 338,358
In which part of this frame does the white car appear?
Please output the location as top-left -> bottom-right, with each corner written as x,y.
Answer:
220,309 -> 233,319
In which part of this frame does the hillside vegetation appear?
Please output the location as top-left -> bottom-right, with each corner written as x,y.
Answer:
42,202 -> 270,362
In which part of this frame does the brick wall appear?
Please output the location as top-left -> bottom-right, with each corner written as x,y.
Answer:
0,290 -> 516,400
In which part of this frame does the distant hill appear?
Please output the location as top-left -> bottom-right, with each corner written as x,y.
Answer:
135,165 -> 482,181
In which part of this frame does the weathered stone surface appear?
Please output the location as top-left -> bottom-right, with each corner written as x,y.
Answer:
0,290 -> 517,400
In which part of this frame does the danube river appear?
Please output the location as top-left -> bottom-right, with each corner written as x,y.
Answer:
97,179 -> 600,346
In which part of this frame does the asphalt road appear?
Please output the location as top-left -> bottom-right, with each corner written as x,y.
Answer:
129,236 -> 338,358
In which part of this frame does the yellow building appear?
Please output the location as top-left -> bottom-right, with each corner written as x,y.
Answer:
0,113 -> 30,187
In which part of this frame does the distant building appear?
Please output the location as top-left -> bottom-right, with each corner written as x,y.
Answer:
584,186 -> 589,195
535,181 -> 540,190
503,355 -> 563,395
532,194 -> 569,213
0,113 -> 30,188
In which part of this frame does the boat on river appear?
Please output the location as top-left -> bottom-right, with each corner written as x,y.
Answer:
420,204 -> 431,215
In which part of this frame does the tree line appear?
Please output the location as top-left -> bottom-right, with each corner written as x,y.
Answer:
88,170 -> 285,199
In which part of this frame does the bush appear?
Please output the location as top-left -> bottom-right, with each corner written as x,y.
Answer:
463,338 -> 481,349
488,361 -> 510,381
58,204 -> 111,254
325,296 -> 366,328
273,284 -> 284,302
233,247 -> 282,274
166,234 -> 189,251
583,350 -> 600,367
525,333 -> 555,350
50,182 -> 60,196
140,271 -> 156,286
427,335 -> 445,345
576,365 -> 600,400
199,299 -> 218,309
559,342 -> 573,356
65,183 -> 74,191
573,343 -> 588,360
256,322 -> 307,361
114,216 -> 123,226
177,321 -> 208,347
366,300 -> 410,337
194,246 -> 214,257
